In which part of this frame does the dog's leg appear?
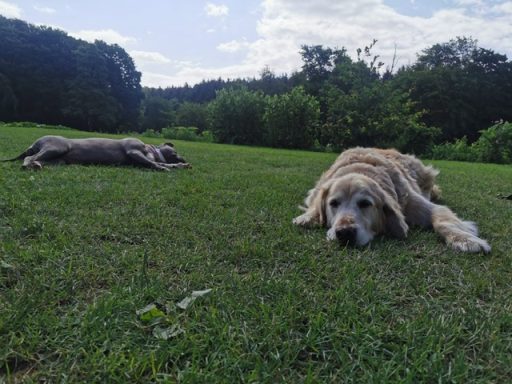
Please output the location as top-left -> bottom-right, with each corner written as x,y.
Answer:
22,147 -> 66,170
158,162 -> 191,169
431,205 -> 490,253
405,193 -> 490,253
293,185 -> 331,227
126,150 -> 171,171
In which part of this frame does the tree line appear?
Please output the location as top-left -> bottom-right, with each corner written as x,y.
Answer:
0,16 -> 142,132
1,15 -> 511,157
145,37 -> 512,156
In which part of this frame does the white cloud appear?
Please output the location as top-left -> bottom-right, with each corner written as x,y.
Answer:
492,1 -> 512,13
34,5 -> 56,14
217,39 -> 251,53
145,0 -> 512,87
0,0 -> 21,18
454,0 -> 484,6
237,0 -> 512,76
130,50 -> 171,64
70,29 -> 137,45
205,2 -> 229,17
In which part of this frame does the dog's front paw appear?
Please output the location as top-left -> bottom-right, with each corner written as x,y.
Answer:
326,227 -> 337,241
293,213 -> 314,227
449,235 -> 491,253
22,161 -> 42,170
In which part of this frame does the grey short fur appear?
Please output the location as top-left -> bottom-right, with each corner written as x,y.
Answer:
4,135 -> 190,171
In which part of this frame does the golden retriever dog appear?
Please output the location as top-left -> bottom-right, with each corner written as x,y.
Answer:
293,147 -> 490,253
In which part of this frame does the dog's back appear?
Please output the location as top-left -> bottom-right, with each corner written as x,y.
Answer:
331,147 -> 441,201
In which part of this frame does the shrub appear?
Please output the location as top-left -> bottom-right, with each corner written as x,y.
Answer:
161,126 -> 214,142
431,121 -> 512,163
141,129 -> 162,138
263,86 -> 320,149
320,82 -> 440,154
473,121 -> 512,163
176,102 -> 208,132
208,87 -> 266,145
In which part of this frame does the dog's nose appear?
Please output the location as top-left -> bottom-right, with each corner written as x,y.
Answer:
335,227 -> 357,245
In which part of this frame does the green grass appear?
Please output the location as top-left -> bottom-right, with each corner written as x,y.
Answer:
1,124 -> 511,383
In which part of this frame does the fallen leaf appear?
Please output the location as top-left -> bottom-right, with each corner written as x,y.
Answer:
152,324 -> 184,340
1,261 -> 15,269
136,304 -> 166,323
177,289 -> 212,310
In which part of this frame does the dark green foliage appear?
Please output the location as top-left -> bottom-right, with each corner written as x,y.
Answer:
176,102 -> 208,132
263,87 -> 320,149
321,82 -> 440,153
0,15 -> 143,132
145,70 -> 294,104
2,13 -> 512,159
393,37 -> 512,142
313,47 -> 439,154
208,87 -> 266,145
141,96 -> 176,131
61,43 -> 120,131
474,121 -> 512,163
431,121 -> 512,163
0,73 -> 17,119
162,126 -> 214,142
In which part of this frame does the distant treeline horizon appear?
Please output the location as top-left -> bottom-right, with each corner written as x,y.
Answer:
1,15 -> 511,156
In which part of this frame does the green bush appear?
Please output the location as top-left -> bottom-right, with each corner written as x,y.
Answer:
473,121 -> 512,163
141,129 -> 162,138
320,83 -> 440,154
161,126 -> 214,142
431,121 -> 512,163
208,87 -> 266,145
263,86 -> 320,149
176,102 -> 208,132
2,122 -> 73,130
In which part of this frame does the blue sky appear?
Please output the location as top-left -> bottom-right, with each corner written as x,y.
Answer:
1,0 -> 511,87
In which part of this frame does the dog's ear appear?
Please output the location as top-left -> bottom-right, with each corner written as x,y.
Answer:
164,142 -> 175,148
307,181 -> 333,227
382,197 -> 408,239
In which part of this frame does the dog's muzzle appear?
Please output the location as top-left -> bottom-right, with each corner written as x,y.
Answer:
335,226 -> 357,245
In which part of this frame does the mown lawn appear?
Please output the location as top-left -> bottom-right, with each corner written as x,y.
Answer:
0,124 -> 511,383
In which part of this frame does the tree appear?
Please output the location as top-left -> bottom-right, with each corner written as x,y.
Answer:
313,44 -> 439,153
263,87 -> 320,149
208,87 -> 266,145
175,102 -> 208,131
62,44 -> 120,131
0,16 -> 143,132
141,96 -> 176,131
300,45 -> 346,96
95,41 -> 143,131
394,37 -> 512,142
0,73 -> 17,120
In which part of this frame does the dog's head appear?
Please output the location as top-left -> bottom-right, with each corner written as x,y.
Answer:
311,173 -> 408,246
158,142 -> 187,164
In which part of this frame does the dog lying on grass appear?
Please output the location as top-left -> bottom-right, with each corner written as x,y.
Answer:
293,147 -> 490,253
4,135 -> 190,171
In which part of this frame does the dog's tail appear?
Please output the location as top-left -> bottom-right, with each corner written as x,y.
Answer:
1,147 -> 35,162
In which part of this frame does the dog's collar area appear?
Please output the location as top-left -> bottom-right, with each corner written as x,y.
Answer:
147,145 -> 166,163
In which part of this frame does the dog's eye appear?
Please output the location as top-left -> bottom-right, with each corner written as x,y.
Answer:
357,199 -> 372,209
329,199 -> 340,208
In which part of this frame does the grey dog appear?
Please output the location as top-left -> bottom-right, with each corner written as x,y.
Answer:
4,135 -> 190,171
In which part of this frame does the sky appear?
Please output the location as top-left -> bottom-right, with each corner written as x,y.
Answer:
1,0 -> 511,88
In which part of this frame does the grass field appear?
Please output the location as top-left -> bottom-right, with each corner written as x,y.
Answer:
1,124 -> 511,383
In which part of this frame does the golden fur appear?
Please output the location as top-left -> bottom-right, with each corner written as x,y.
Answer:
293,147 -> 490,253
